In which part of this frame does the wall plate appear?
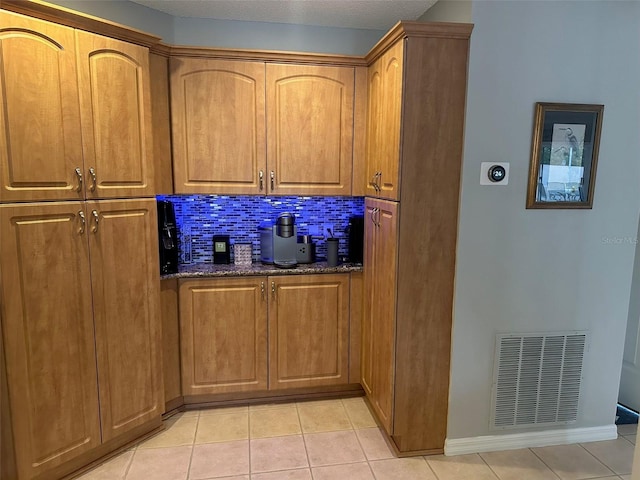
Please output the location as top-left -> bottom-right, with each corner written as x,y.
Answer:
480,162 -> 510,186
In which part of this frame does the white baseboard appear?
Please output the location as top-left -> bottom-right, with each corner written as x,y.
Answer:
445,425 -> 618,456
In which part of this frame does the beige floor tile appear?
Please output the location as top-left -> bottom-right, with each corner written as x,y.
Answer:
480,449 -> 557,480
138,415 -> 197,449
619,475 -> 632,480
312,462 -> 375,480
426,454 -> 497,480
250,435 -> 309,473
297,400 -> 352,433
189,440 -> 249,479
250,402 -> 298,411
251,469 -> 312,479
342,398 -> 378,429
531,444 -> 613,480
581,438 -> 635,475
355,428 -> 394,460
199,406 -> 249,416
196,412 -> 249,444
304,430 -> 366,467
624,434 -> 636,445
370,457 -> 437,480
77,450 -> 134,479
125,446 -> 192,480
617,424 -> 638,436
250,406 -> 302,438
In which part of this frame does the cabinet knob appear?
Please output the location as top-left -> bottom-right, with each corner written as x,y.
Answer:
259,170 -> 264,191
88,167 -> 97,192
270,171 -> 275,191
74,167 -> 83,192
261,281 -> 265,300
271,281 -> 276,298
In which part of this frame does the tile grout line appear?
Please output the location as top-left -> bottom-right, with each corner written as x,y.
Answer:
527,447 -> 568,480
295,401 -> 315,480
422,455 -> 441,480
248,405 -> 252,477
476,452 -> 506,480
346,401 -> 378,479
185,410 -> 201,480
577,442 -> 620,477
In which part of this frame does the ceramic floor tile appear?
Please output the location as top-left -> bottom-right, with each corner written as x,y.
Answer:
623,434 -> 636,445
369,457 -> 437,480
532,444 -> 613,480
250,435 -> 309,473
616,425 -> 638,436
581,438 -> 635,475
354,428 -> 394,460
250,402 -> 298,411
296,400 -> 352,433
304,430 -> 366,467
250,406 -> 302,438
342,397 -> 378,429
77,450 -> 134,480
199,406 -> 249,416
125,446 -> 192,480
138,415 -> 198,449
619,475 -> 632,480
480,449 -> 558,480
426,454 -> 497,480
189,440 -> 249,479
196,412 -> 249,444
312,462 -> 375,480
251,468 -> 312,479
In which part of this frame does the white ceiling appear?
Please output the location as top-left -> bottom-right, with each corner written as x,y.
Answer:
130,0 -> 438,30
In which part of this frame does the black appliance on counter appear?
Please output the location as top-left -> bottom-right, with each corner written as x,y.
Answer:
213,235 -> 231,264
347,215 -> 364,263
157,200 -> 179,274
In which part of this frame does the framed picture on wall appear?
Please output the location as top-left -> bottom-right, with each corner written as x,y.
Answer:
526,102 -> 604,209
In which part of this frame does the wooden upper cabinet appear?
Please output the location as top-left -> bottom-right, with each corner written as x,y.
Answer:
179,277 -> 268,395
267,64 -> 354,196
269,274 -> 349,389
87,198 -> 162,442
76,31 -> 155,199
171,58 -> 267,194
366,40 -> 404,200
0,11 -> 84,202
0,202 -> 101,479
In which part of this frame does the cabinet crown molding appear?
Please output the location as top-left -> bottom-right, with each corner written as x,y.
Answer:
1,0 -> 162,47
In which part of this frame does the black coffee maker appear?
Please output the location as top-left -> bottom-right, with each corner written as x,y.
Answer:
157,200 -> 179,274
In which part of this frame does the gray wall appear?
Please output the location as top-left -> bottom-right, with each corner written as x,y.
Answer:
418,0 -> 472,23
449,0 -> 640,439
48,0 -> 174,42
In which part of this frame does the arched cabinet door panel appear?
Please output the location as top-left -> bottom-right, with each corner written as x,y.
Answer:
266,64 -> 354,196
170,58 -> 267,195
76,31 -> 155,199
0,11 -> 84,202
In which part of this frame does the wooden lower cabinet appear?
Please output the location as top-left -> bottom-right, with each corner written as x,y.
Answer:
0,199 -> 162,479
179,277 -> 268,395
269,274 -> 349,389
178,274 -> 350,396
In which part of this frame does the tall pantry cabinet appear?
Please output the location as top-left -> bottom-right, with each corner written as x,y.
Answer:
361,22 -> 473,455
0,10 -> 162,480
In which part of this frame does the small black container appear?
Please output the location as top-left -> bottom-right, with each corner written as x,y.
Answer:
213,235 -> 231,264
157,200 -> 179,274
347,216 -> 364,263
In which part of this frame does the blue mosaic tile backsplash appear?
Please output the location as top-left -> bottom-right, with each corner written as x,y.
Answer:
157,195 -> 365,264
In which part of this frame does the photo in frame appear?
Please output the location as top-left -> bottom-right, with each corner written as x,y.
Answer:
526,103 -> 604,209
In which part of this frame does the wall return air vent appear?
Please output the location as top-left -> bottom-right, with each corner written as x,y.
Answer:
491,332 -> 587,429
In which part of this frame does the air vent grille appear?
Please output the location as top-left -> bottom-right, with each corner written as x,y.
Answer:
492,333 -> 586,429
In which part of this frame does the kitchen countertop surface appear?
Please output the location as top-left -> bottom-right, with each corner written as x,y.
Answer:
160,261 -> 363,280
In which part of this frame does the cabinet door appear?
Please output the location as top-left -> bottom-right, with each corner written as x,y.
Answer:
378,41 -> 404,201
179,278 -> 268,395
0,12 -> 84,202
269,274 -> 349,389
0,203 -> 100,479
362,198 -> 398,434
76,31 -> 155,199
171,58 -> 267,194
365,58 -> 383,198
87,198 -> 162,442
266,64 -> 353,196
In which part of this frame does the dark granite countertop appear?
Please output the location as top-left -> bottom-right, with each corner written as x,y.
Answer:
160,261 -> 363,280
